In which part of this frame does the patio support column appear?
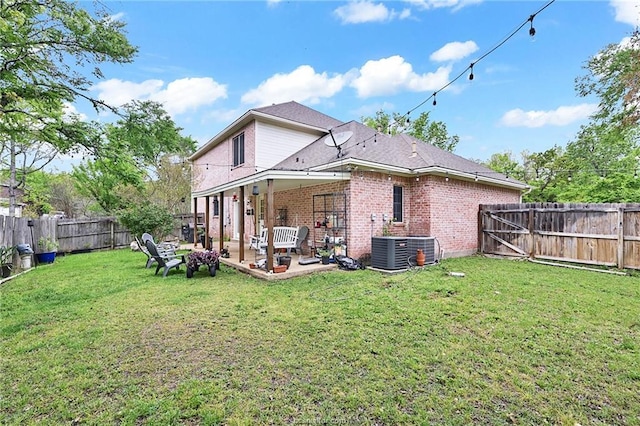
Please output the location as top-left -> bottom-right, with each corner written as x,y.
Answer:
239,185 -> 245,262
193,198 -> 198,248
218,191 -> 225,253
205,196 -> 211,250
266,178 -> 275,272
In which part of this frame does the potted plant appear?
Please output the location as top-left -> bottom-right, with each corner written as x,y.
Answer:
37,236 -> 59,264
186,250 -> 220,278
318,248 -> 331,265
0,245 -> 16,278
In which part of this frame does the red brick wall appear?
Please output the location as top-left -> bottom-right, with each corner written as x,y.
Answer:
346,173 -> 519,259
421,175 -> 520,257
244,173 -> 520,259
192,122 -> 256,216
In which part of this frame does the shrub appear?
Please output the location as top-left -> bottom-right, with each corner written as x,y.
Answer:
117,202 -> 176,240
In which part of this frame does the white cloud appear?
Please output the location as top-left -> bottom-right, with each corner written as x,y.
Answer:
333,1 -> 411,24
430,40 -> 479,62
499,103 -> 598,128
267,0 -> 281,7
92,79 -> 164,106
151,78 -> 228,115
350,55 -> 452,97
405,0 -> 483,12
610,0 -> 640,26
241,65 -> 347,106
91,77 -> 227,116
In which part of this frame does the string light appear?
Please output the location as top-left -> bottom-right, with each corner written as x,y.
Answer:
383,0 -> 554,130
445,172 -> 449,182
528,14 -> 536,37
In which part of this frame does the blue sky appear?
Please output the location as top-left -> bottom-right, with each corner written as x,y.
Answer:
64,0 -> 640,168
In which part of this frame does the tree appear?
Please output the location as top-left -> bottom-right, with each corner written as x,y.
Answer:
0,0 -> 137,215
483,151 -> 525,181
563,29 -> 640,202
361,110 -> 459,152
72,101 -> 197,213
147,154 -> 193,215
575,30 -> 640,127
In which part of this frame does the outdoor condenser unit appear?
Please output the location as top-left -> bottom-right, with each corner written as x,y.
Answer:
371,236 -> 436,270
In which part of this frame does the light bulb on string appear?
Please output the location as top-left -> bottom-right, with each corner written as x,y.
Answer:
529,14 -> 536,37
469,63 -> 474,81
432,92 -> 437,106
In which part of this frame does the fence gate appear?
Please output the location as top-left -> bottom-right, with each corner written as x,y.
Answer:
480,203 -> 640,270
480,206 -> 531,258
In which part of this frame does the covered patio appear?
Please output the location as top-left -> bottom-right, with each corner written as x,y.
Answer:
189,169 -> 349,276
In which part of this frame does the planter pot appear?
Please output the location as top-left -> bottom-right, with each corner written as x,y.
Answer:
321,256 -> 330,265
273,264 -> 287,273
1,264 -> 11,278
278,256 -> 291,268
36,252 -> 56,264
20,255 -> 32,269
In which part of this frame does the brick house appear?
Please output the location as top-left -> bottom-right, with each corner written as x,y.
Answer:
189,101 -> 526,265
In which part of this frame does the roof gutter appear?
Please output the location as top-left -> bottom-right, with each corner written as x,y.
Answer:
414,166 -> 530,190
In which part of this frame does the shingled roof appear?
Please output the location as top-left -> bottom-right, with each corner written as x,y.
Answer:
273,120 -> 513,184
253,101 -> 343,130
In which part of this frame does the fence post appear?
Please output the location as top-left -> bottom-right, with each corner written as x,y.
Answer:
528,207 -> 535,259
111,220 -> 115,250
618,207 -> 624,269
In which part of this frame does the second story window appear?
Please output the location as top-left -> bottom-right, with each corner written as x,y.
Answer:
233,133 -> 245,167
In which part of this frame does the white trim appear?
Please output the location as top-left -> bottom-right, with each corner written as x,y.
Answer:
191,170 -> 350,198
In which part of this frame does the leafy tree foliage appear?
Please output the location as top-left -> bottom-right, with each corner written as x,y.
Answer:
0,0 -> 137,215
361,110 -> 459,152
147,154 -> 193,215
484,34 -> 640,203
72,101 -> 197,213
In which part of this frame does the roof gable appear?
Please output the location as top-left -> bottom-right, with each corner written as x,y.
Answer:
190,101 -> 343,161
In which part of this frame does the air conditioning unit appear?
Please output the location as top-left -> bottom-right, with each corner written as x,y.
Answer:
371,236 -> 436,270
406,236 -> 436,264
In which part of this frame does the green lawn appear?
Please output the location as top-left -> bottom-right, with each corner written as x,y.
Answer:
1,250 -> 638,425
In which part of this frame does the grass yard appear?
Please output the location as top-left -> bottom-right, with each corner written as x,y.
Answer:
1,249 -> 639,425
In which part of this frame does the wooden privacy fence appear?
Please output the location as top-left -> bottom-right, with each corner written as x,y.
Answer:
479,203 -> 640,269
0,216 -> 132,256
